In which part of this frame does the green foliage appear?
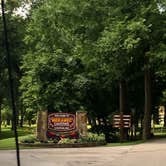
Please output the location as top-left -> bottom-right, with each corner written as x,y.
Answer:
1,108 -> 12,122
79,133 -> 105,143
0,126 -> 35,140
1,0 -> 166,141
20,50 -> 86,111
20,1 -> 120,128
57,133 -> 105,144
18,0 -> 166,139
0,126 -> 35,149
24,108 -> 36,126
20,135 -> 36,143
58,138 -> 77,144
0,1 -> 28,130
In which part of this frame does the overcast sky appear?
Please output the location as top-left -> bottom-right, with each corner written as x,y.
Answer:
14,3 -> 31,18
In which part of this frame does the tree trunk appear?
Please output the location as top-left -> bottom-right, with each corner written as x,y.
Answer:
11,119 -> 14,130
143,68 -> 152,140
28,119 -> 31,127
36,110 -> 48,142
0,102 -> 2,133
103,117 -> 110,143
20,108 -> 25,127
7,119 -> 11,126
119,80 -> 126,142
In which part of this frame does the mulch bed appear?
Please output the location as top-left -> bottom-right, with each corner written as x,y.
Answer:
19,142 -> 106,148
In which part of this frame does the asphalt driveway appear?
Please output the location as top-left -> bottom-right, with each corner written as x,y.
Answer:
1,138 -> 166,166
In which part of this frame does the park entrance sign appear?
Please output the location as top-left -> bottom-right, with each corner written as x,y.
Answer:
48,113 -> 76,132
36,111 -> 87,141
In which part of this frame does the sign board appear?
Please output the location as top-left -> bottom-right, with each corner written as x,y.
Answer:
113,114 -> 131,128
159,106 -> 165,125
48,113 -> 76,132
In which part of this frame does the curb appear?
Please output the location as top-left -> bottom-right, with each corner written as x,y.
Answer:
19,142 -> 106,148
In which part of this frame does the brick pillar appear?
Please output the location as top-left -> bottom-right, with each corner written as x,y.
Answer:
76,111 -> 87,137
36,110 -> 48,142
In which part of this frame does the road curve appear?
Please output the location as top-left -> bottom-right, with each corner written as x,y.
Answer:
0,138 -> 166,166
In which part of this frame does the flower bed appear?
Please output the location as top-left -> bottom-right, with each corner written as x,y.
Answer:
19,142 -> 106,148
19,133 -> 106,148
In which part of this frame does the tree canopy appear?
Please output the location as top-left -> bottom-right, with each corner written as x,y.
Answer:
1,0 -> 166,141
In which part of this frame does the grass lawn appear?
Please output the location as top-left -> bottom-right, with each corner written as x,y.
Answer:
1,125 -> 166,150
0,126 -> 35,150
0,137 -> 17,150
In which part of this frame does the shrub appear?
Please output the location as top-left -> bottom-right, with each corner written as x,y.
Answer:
79,133 -> 105,143
57,133 -> 105,144
20,135 -> 36,143
58,138 -> 77,144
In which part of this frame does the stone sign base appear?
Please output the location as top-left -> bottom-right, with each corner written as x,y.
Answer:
76,111 -> 87,137
36,111 -> 48,142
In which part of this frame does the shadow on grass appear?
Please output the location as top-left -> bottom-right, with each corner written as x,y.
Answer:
0,126 -> 35,140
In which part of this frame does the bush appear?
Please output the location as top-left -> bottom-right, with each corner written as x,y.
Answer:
58,138 -> 77,144
79,133 -> 105,143
20,135 -> 36,143
20,133 -> 105,144
57,133 -> 105,144
89,125 -> 119,143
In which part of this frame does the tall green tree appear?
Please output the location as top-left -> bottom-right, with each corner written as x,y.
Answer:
0,0 -> 27,129
97,0 -> 166,139
20,0 -> 166,141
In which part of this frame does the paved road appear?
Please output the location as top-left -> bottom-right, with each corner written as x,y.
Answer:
1,139 -> 166,166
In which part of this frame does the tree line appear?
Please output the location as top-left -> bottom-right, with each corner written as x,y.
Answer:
0,0 -> 166,142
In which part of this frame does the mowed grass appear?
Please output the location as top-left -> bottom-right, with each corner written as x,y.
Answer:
0,126 -> 35,150
0,137 -> 16,150
1,125 -> 166,150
